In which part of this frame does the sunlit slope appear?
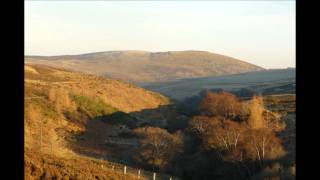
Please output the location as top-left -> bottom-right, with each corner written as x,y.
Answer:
26,50 -> 263,83
24,64 -> 170,180
25,64 -> 169,112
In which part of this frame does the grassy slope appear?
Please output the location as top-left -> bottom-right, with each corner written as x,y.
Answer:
24,64 -> 170,180
25,64 -> 169,112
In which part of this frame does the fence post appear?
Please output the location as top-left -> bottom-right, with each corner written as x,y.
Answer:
123,166 -> 127,175
153,172 -> 156,180
170,177 -> 172,180
138,169 -> 141,179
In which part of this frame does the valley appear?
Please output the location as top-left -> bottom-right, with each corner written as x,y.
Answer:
24,1 -> 296,179
24,64 -> 177,180
143,68 -> 295,100
24,63 -> 295,180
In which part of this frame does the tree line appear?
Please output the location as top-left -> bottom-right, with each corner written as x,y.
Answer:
131,91 -> 294,180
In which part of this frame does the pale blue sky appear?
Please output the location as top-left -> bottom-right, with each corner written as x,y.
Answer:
25,1 -> 295,69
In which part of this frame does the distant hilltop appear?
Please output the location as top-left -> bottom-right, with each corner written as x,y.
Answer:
26,50 -> 264,83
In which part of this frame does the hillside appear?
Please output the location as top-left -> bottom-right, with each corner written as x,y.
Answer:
143,68 -> 295,100
25,64 -> 169,112
24,64 -> 174,179
24,64 -> 295,180
25,50 -> 263,83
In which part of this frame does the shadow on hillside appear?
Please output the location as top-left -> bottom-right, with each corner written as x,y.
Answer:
67,101 -> 296,179
68,104 -> 187,167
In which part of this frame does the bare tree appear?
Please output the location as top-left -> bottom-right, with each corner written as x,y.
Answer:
185,91 -> 288,179
134,127 -> 182,171
199,91 -> 242,120
188,116 -> 216,136
247,96 -> 267,129
243,129 -> 286,165
263,110 -> 286,132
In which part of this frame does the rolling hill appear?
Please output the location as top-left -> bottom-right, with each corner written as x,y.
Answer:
25,50 -> 264,83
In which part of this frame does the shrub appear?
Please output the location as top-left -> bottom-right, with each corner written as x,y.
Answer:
134,127 -> 183,171
247,96 -> 267,129
199,91 -> 242,120
71,94 -> 118,118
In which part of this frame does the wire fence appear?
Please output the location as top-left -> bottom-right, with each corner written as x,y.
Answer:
97,161 -> 177,180
25,95 -> 180,179
78,154 -> 179,180
30,124 -> 180,180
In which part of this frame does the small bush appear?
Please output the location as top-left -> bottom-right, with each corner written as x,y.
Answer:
71,94 -> 118,118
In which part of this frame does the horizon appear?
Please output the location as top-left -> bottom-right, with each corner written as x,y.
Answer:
25,49 -> 295,69
25,1 -> 295,69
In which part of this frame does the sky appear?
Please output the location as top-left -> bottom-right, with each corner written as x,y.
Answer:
25,1 -> 295,69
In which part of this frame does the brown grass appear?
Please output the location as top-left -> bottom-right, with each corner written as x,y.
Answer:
24,64 -> 171,179
25,50 -> 263,83
25,148 -> 140,180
